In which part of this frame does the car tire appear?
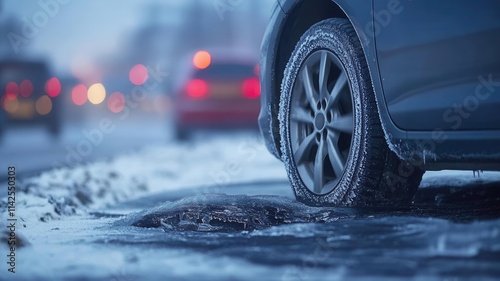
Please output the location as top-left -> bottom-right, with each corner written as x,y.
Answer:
279,18 -> 424,207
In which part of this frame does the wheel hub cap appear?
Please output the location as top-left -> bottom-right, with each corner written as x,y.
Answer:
289,50 -> 354,195
315,113 -> 326,130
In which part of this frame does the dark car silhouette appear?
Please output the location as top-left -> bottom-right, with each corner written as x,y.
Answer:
259,0 -> 500,206
0,60 -> 61,137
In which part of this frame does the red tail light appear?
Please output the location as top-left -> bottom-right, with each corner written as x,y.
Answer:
242,78 -> 260,99
45,77 -> 61,98
5,82 -> 19,97
186,79 -> 208,99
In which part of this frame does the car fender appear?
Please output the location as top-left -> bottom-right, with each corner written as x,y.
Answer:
261,0 -> 409,160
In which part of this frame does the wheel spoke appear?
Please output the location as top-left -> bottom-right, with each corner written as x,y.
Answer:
290,49 -> 354,195
314,139 -> 327,193
327,72 -> 347,110
301,65 -> 317,109
291,106 -> 313,124
318,51 -> 331,100
294,133 -> 316,164
326,133 -> 344,178
326,112 -> 354,134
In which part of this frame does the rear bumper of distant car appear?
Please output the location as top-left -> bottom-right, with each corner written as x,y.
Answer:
3,97 -> 60,123
176,100 -> 260,129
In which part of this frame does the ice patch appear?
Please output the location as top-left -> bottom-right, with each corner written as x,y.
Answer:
120,194 -> 355,232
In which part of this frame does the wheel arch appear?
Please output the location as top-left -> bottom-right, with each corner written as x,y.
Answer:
270,0 -> 399,158
275,0 -> 350,103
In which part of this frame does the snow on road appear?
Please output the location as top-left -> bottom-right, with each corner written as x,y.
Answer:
1,133 -> 291,280
3,131 -> 500,225
2,133 -> 286,222
1,133 -> 500,280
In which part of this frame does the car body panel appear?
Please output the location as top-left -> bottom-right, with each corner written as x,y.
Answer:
259,0 -> 500,169
375,0 -> 500,131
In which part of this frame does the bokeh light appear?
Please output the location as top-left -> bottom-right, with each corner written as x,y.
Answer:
242,78 -> 261,99
45,77 -> 61,98
193,51 -> 212,70
72,84 -> 88,106
20,80 -> 34,97
186,79 -> 208,98
87,83 -> 107,105
129,64 -> 149,86
5,82 -> 19,97
107,92 -> 125,113
35,95 -> 52,115
3,97 -> 19,113
5,93 -> 17,100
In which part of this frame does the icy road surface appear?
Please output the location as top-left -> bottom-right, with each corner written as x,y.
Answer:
1,133 -> 500,281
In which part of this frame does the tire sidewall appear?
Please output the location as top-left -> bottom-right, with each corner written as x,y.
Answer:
279,19 -> 372,206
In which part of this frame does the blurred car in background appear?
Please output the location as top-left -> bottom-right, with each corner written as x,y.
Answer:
0,60 -> 61,137
172,49 -> 261,140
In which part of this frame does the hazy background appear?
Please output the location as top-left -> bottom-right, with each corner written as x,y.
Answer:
0,0 -> 275,176
1,0 -> 272,75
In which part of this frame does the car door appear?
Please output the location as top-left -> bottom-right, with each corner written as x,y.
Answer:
374,0 -> 500,131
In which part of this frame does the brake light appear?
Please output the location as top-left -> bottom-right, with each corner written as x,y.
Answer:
45,77 -> 61,98
186,79 -> 208,99
5,93 -> 17,100
242,78 -> 260,99
5,82 -> 19,98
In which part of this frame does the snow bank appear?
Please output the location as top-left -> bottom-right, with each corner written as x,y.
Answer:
0,134 -> 287,224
